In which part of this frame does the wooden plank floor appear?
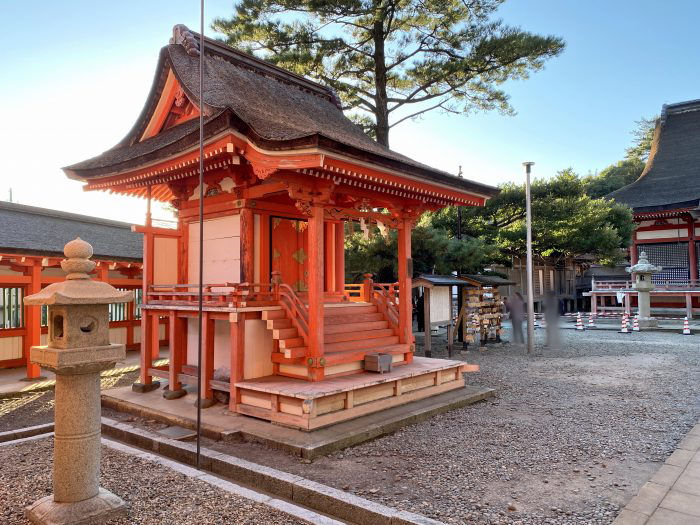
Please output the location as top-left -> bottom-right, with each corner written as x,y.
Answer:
235,357 -> 466,399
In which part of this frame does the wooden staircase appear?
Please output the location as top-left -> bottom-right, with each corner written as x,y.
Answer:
264,303 -> 409,375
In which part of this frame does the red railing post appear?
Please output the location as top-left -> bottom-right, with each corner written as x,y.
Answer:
271,271 -> 282,301
363,273 -> 373,303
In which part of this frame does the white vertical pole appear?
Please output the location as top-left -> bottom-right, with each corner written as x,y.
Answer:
523,162 -> 535,355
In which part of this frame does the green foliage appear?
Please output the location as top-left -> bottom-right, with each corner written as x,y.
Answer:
344,223 -> 494,281
213,0 -> 565,145
625,117 -> 656,161
430,170 -> 634,265
582,158 -> 646,198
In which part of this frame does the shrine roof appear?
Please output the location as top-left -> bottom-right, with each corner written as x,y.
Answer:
459,274 -> 516,287
609,99 -> 700,211
64,26 -> 497,200
413,274 -> 473,287
0,202 -> 142,262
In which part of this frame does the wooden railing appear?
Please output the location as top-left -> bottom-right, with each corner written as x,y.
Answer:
343,283 -> 366,302
371,280 -> 400,330
592,279 -> 700,291
275,282 -> 309,344
147,283 -> 276,307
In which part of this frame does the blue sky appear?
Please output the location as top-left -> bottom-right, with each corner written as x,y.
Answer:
1,1 -> 698,223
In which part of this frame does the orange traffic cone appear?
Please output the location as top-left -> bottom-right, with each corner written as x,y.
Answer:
619,314 -> 630,334
682,317 -> 692,335
587,314 -> 596,329
632,315 -> 640,332
575,312 -> 584,331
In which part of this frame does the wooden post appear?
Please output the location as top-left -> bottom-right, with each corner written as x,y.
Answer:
134,312 -> 158,390
200,312 -> 215,402
134,190 -> 159,390
363,273 -> 374,303
150,312 -> 160,360
126,294 -> 135,349
335,222 -> 345,294
307,205 -> 325,381
166,311 -> 186,397
423,286 -> 431,358
686,293 -> 693,320
324,222 -> 334,292
397,219 -> 413,345
229,313 -> 245,411
240,207 -> 255,284
688,216 -> 697,284
24,260 -> 42,379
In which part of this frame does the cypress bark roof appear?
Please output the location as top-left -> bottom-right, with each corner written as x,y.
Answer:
609,100 -> 700,211
0,202 -> 142,261
64,26 -> 497,200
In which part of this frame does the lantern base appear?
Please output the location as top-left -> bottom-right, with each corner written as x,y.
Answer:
26,487 -> 126,525
637,317 -> 659,328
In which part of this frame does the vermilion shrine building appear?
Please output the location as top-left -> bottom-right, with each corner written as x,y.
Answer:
593,100 -> 700,318
64,26 -> 497,429
0,201 -> 164,377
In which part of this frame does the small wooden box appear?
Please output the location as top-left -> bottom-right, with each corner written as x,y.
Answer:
364,353 -> 392,373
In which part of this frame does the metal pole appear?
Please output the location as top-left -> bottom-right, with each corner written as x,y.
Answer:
196,0 -> 205,469
523,162 -> 535,355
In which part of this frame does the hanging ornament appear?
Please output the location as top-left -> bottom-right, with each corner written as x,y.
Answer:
360,218 -> 370,240
377,220 -> 388,239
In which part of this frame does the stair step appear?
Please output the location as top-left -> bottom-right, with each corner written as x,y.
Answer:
325,335 -> 399,353
324,304 -> 377,317
325,320 -> 388,334
323,344 -> 409,366
266,318 -> 292,330
325,328 -> 395,344
271,352 -> 305,365
279,337 -> 305,349
272,327 -> 299,340
282,347 -> 307,359
261,309 -> 286,320
324,312 -> 384,325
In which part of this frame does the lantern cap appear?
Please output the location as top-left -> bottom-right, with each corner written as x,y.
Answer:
626,251 -> 663,274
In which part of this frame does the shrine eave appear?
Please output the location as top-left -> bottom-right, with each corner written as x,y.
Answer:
63,26 -> 497,207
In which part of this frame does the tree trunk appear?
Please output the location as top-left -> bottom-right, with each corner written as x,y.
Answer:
373,12 -> 390,147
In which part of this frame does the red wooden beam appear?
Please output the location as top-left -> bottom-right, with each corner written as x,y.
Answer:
24,260 -> 42,379
307,205 -> 325,381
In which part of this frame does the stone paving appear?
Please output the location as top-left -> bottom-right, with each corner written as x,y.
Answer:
614,422 -> 700,524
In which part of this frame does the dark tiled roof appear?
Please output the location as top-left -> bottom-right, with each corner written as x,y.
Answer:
65,27 -> 497,200
460,274 -> 516,286
609,100 -> 700,211
0,202 -> 142,261
414,274 -> 473,287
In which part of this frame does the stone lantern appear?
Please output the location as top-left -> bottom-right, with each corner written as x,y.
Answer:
24,238 -> 132,525
626,251 -> 662,328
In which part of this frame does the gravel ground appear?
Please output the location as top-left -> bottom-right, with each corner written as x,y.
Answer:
0,437 -> 305,525
0,368 -> 140,432
207,327 -> 700,524
5,328 -> 700,524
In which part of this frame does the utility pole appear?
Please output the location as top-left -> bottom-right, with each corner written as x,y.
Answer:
523,162 -> 535,355
456,165 -> 464,343
456,166 -> 463,240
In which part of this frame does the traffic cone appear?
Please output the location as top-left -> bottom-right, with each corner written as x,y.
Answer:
540,315 -> 547,329
587,314 -> 596,329
682,317 -> 692,335
619,314 -> 630,334
575,312 -> 584,331
632,315 -> 640,332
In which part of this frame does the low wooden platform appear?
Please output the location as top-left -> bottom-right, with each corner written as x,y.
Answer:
234,357 -> 474,430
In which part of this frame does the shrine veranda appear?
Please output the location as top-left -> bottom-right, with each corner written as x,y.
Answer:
61,25 -> 498,429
